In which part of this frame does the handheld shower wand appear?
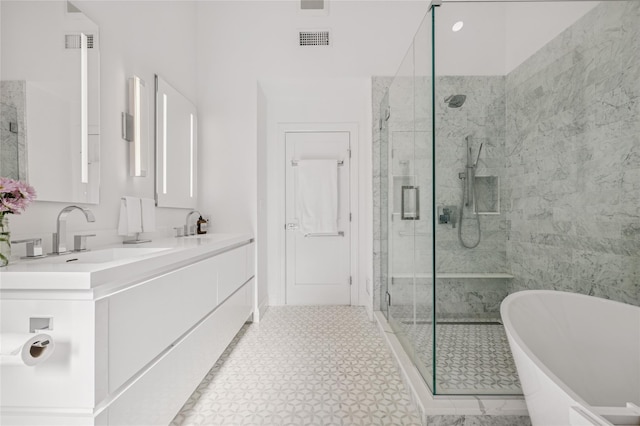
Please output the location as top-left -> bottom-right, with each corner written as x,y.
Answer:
458,136 -> 482,248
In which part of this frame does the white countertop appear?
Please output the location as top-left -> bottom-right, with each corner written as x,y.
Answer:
0,233 -> 253,294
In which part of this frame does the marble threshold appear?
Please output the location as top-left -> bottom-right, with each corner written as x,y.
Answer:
374,311 -> 529,419
392,272 -> 514,279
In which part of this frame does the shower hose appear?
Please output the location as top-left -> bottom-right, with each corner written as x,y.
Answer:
458,175 -> 481,249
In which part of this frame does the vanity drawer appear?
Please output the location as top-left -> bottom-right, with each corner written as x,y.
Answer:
246,242 -> 255,282
217,245 -> 249,303
107,279 -> 254,426
108,255 -> 219,393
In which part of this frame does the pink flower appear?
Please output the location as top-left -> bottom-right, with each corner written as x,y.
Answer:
0,177 -> 18,193
0,178 -> 36,215
14,180 -> 36,202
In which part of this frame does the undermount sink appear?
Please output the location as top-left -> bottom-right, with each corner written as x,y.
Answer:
60,247 -> 172,264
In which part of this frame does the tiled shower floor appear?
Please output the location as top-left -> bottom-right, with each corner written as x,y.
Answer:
396,319 -> 522,394
171,306 -> 422,425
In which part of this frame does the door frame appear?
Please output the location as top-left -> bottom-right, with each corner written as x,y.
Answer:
277,122 -> 360,306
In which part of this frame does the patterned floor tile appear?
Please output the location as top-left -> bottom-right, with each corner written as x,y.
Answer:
396,319 -> 521,394
171,306 -> 422,426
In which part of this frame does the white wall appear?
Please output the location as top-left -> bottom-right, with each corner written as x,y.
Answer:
256,84 -> 268,318
260,78 -> 372,311
3,1 -> 198,255
195,1 -> 429,313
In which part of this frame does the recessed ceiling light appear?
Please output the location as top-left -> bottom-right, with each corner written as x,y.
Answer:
452,21 -> 464,32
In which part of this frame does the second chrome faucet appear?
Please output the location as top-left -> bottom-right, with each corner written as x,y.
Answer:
184,210 -> 201,236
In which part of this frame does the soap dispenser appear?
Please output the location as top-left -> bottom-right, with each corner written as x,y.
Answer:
196,216 -> 208,234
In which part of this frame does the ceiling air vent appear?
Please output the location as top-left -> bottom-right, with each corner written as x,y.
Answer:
301,0 -> 325,10
299,31 -> 330,47
65,34 -> 95,49
299,0 -> 328,16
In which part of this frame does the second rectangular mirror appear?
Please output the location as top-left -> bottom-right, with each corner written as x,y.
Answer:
155,75 -> 197,209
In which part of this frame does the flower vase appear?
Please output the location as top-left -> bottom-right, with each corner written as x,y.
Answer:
0,215 -> 10,267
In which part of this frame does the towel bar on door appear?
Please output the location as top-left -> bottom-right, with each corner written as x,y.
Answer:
291,160 -> 344,167
304,231 -> 345,237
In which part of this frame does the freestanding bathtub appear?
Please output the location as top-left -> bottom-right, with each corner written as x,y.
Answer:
501,290 -> 640,426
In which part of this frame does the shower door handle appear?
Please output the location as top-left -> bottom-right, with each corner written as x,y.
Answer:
401,186 -> 420,220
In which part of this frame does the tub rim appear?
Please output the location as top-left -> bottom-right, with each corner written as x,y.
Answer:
500,289 -> 639,410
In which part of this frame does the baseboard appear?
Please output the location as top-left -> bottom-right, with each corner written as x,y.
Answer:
254,296 -> 269,323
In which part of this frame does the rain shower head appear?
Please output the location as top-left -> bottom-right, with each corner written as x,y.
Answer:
444,94 -> 466,108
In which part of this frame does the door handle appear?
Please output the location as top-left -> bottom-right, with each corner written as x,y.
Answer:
401,186 -> 420,220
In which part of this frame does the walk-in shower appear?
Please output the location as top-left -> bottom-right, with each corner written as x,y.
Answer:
375,0 -> 639,400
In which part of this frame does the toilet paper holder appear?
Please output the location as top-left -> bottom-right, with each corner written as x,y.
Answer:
29,317 -> 53,333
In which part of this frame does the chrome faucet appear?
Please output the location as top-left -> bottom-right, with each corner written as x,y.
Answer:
184,210 -> 201,236
51,206 -> 95,255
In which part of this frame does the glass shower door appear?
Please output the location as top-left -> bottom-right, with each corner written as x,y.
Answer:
411,10 -> 435,391
385,36 -> 418,367
382,8 -> 435,393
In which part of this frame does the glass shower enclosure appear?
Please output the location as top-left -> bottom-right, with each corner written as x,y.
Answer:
379,9 -> 436,390
378,0 -> 638,396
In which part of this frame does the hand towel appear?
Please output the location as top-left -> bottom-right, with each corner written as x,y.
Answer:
295,160 -> 338,235
140,198 -> 156,233
117,196 -> 142,236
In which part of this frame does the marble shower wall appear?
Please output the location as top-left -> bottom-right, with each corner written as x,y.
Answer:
0,81 -> 28,181
373,75 -> 508,318
435,76 -> 507,275
504,1 -> 640,306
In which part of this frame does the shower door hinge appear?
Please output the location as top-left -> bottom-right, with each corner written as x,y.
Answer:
348,149 -> 351,159
349,213 -> 352,222
349,276 -> 352,285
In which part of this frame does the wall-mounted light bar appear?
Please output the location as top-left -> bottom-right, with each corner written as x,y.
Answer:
189,113 -> 194,198
122,75 -> 147,177
162,94 -> 168,194
80,33 -> 88,183
133,76 -> 142,175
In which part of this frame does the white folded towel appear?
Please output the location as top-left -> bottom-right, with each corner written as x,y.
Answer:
295,160 -> 338,235
140,198 -> 156,233
118,196 -> 142,236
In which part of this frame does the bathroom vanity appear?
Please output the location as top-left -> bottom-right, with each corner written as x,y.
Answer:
0,233 -> 255,425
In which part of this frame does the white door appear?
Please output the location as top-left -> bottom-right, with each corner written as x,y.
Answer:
285,131 -> 351,305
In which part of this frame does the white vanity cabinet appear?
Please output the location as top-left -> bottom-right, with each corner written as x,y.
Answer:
0,236 -> 255,426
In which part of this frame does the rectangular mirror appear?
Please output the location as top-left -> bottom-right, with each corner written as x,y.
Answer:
0,1 -> 100,204
155,75 -> 197,209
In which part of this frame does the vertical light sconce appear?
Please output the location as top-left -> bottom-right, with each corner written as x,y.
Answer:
162,93 -> 168,194
122,75 -> 148,177
80,33 -> 89,183
189,113 -> 194,198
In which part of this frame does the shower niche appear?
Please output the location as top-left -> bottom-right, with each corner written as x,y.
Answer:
473,175 -> 499,215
